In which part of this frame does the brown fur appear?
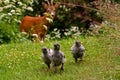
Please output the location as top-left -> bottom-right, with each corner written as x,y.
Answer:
20,16 -> 49,41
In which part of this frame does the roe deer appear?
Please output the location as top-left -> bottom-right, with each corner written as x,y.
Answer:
20,0 -> 60,42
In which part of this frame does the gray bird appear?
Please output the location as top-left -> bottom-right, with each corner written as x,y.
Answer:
51,43 -> 66,73
42,47 -> 52,69
71,41 -> 85,62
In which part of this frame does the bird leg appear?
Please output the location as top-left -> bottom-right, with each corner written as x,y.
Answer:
60,63 -> 64,71
75,58 -> 78,63
47,64 -> 50,69
53,65 -> 57,73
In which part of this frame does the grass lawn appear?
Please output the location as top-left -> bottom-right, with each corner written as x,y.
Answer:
0,27 -> 120,80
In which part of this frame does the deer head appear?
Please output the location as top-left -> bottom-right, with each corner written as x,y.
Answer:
42,0 -> 60,17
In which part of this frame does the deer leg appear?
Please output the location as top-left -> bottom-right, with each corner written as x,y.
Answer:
80,53 -> 84,61
42,36 -> 45,42
39,34 -> 45,43
38,34 -> 43,43
43,32 -> 47,42
36,36 -> 41,43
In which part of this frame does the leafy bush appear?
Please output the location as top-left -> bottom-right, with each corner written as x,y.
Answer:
0,0 -> 36,43
0,0 -> 34,23
46,26 -> 81,40
0,22 -> 17,43
0,21 -> 30,44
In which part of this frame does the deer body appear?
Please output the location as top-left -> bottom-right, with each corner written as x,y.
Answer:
20,15 -> 51,41
20,0 -> 60,42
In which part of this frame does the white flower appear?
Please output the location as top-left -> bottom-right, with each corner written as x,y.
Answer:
54,28 -> 57,31
18,2 -> 23,6
22,4 -> 27,9
63,5 -> 66,8
71,26 -> 77,32
8,13 -> 12,16
0,7 -> 3,12
26,7 -> 33,11
56,34 -> 60,38
15,13 -> 21,16
14,19 -> 21,23
4,0 -> 10,4
16,8 -> 21,13
11,10 -> 15,13
0,14 -> 6,20
64,32 -> 70,36
3,4 -> 12,9
32,34 -> 38,38
96,12 -> 101,16
46,17 -> 53,23
65,8 -> 68,12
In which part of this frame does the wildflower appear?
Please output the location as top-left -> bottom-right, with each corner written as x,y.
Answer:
4,4 -> 13,9
54,28 -> 58,31
0,7 -> 3,12
64,32 -> 68,36
26,7 -> 33,11
10,10 -> 15,13
59,5 -> 63,8
71,26 -> 78,32
4,0 -> 10,4
18,2 -> 22,6
8,13 -> 12,16
64,31 -> 71,36
14,18 -> 21,23
0,14 -> 6,20
16,8 -> 21,12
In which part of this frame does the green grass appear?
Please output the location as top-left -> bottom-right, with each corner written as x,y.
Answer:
0,28 -> 120,80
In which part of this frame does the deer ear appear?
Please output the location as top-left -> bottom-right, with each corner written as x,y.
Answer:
54,2 -> 60,9
42,2 -> 48,9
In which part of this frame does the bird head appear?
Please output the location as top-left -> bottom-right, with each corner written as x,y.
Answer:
54,43 -> 60,51
42,47 -> 48,54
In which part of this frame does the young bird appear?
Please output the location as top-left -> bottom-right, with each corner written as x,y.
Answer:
42,47 -> 52,69
71,41 -> 85,62
51,43 -> 66,73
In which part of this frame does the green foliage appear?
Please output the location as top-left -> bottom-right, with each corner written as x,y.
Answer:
31,0 -> 45,16
0,0 -> 36,43
46,26 -> 81,40
0,0 -> 34,23
0,22 -> 17,43
47,2 -> 103,39
0,21 -> 29,44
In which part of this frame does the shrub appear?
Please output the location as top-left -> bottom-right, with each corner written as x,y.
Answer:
0,22 -> 17,43
0,0 -> 35,43
0,21 -> 30,44
48,1 -> 104,38
46,26 -> 81,40
0,0 -> 34,24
